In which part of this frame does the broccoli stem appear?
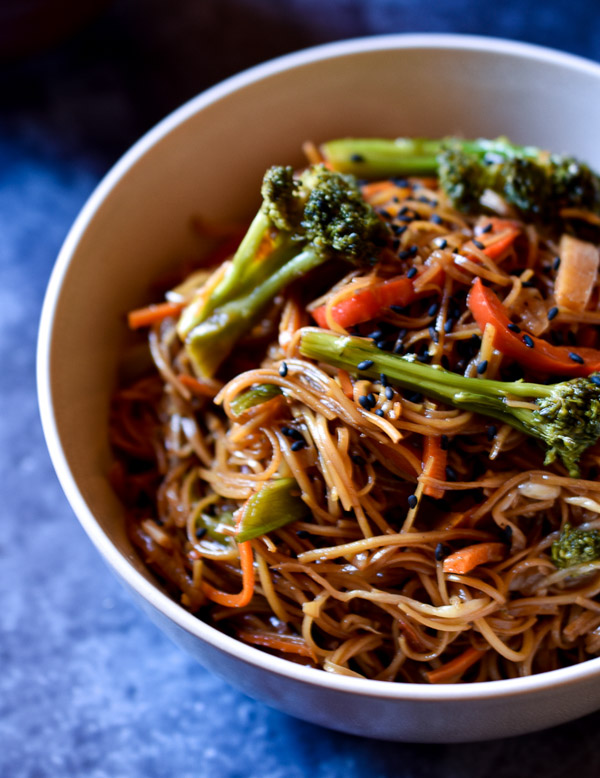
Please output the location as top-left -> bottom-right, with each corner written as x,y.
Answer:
299,329 -> 546,432
321,137 -> 538,179
187,249 -> 324,376
299,329 -> 600,476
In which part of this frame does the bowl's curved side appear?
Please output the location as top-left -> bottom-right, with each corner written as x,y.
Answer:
37,33 -> 600,742
116,569 -> 600,743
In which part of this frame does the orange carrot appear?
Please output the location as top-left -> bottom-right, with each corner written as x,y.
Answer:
127,300 -> 185,329
201,540 -> 255,608
442,542 -> 506,575
426,647 -> 485,684
201,499 -> 257,608
337,368 -> 354,399
236,630 -> 316,660
463,217 -> 521,261
421,435 -> 447,499
178,374 -> 221,398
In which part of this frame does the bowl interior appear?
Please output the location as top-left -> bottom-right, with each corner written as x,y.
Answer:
39,35 -> 600,694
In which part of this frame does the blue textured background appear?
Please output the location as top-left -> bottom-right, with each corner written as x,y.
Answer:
3,2 -> 600,776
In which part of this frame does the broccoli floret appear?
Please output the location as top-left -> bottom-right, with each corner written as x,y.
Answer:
551,523 -> 600,569
532,378 -> 600,476
321,137 -> 600,229
298,330 -> 600,477
260,165 -> 304,232
299,166 -> 388,262
183,165 -> 389,377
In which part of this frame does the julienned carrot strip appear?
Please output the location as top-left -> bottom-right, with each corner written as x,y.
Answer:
201,540 -> 255,608
127,300 -> 185,329
337,368 -> 354,399
421,435 -> 447,500
236,630 -> 316,659
426,647 -> 485,684
442,542 -> 506,575
177,374 -> 220,398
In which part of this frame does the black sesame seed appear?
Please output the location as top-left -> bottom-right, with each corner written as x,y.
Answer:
431,214 -> 443,225
195,527 -> 207,540
279,362 -> 288,377
591,375 -> 600,386
521,280 -> 535,289
390,304 -> 409,315
393,342 -> 404,354
379,209 -> 392,220
443,318 -> 454,334
357,359 -> 374,370
434,237 -> 447,250
427,302 -> 439,317
486,424 -> 497,441
500,525 -> 513,544
445,465 -> 458,482
440,435 -> 449,450
416,352 -> 432,363
368,329 -> 383,341
392,223 -> 407,236
296,529 -> 310,539
406,267 -> 418,279
435,542 -> 450,561
281,426 -> 302,440
376,340 -> 389,350
553,256 -> 561,271
291,439 -> 306,451
358,395 -> 374,410
385,386 -> 394,401
350,153 -> 365,162
408,392 -> 423,404
507,323 -> 521,333
569,352 -> 585,364
547,306 -> 559,321
477,360 -> 488,375
522,334 -> 534,348
399,245 -> 418,260
472,239 -> 485,250
367,392 -> 376,405
481,223 -> 493,234
375,409 -> 385,417
408,494 -> 418,509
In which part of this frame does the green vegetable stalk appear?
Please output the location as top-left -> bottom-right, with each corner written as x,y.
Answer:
298,329 -> 600,477
236,478 -> 309,541
183,164 -> 389,377
321,137 -> 600,223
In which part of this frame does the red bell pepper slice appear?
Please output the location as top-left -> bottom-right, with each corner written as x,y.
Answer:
311,276 -> 417,329
467,277 -> 600,377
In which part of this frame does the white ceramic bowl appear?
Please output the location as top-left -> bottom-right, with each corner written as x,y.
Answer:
38,34 -> 600,742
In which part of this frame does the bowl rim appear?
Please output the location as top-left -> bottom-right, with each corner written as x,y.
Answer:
38,32 -> 600,703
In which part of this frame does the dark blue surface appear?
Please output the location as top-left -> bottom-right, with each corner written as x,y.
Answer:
4,2 -> 600,776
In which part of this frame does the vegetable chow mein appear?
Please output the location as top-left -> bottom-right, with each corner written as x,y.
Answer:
111,136 -> 600,683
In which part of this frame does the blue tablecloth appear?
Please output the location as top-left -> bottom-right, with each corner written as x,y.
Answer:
3,2 -> 600,775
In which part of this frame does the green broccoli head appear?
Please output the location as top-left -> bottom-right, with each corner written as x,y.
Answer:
262,164 -> 389,264
531,375 -> 600,477
437,146 -> 487,212
299,165 -> 390,263
261,165 -> 305,232
550,157 -> 600,213
551,523 -> 600,569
